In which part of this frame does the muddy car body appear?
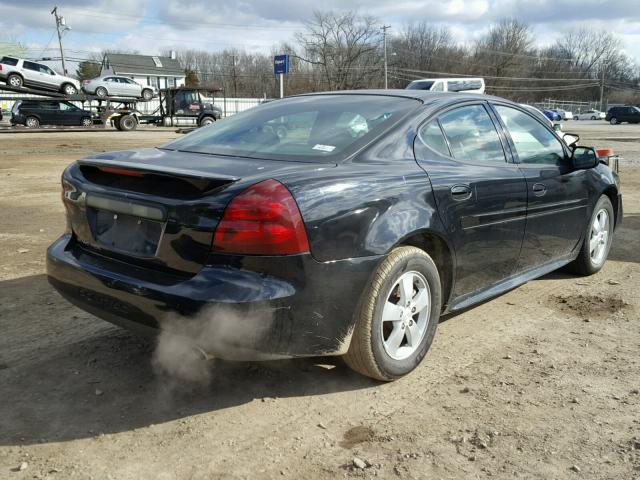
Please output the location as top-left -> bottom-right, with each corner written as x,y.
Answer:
47,91 -> 622,380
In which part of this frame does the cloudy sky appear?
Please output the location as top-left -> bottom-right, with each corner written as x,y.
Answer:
1,0 -> 640,69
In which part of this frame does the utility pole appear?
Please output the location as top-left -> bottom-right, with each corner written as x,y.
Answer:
382,25 -> 391,89
599,64 -> 606,112
51,6 -> 69,74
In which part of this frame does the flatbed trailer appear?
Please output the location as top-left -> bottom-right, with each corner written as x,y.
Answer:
0,83 -> 222,132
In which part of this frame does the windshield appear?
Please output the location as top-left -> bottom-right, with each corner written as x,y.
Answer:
163,95 -> 420,162
406,81 -> 435,91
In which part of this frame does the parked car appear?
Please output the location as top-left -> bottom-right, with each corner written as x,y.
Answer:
575,109 -> 605,121
543,109 -> 562,121
11,100 -> 93,128
406,77 -> 485,94
82,75 -> 157,100
552,109 -> 573,120
605,106 -> 640,125
520,104 -> 553,126
0,56 -> 79,94
47,91 -> 621,381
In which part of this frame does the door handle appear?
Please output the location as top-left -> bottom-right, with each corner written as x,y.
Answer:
532,183 -> 547,197
450,184 -> 472,201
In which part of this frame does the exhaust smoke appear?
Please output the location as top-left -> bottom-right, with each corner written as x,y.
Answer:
152,305 -> 277,384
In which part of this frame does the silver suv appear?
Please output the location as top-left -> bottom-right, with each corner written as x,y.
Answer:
0,56 -> 79,95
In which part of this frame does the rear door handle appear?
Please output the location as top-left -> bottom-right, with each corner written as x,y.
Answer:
450,184 -> 472,201
532,183 -> 547,197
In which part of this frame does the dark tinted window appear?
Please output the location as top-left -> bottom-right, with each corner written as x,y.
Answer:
407,81 -> 435,91
438,104 -> 506,164
22,61 -> 40,71
418,121 -> 450,156
165,95 -> 420,162
0,56 -> 18,66
495,105 -> 565,165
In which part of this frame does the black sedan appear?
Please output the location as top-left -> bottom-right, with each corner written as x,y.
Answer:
12,99 -> 93,128
47,91 -> 622,380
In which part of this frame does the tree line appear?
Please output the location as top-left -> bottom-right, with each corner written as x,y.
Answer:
83,11 -> 640,105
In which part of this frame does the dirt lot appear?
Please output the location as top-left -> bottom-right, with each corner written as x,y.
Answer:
0,123 -> 639,480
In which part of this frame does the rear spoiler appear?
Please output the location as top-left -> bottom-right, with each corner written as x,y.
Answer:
78,158 -> 240,182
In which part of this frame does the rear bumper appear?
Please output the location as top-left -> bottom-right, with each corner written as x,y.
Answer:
47,234 -> 380,359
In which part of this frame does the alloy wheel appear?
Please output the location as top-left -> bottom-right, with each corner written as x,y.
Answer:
590,208 -> 610,266
380,271 -> 431,360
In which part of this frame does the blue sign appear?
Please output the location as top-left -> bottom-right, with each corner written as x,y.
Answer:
274,54 -> 289,75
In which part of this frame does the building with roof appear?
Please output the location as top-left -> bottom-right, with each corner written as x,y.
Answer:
100,52 -> 186,90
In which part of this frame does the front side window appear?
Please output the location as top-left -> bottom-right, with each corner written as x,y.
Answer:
494,105 -> 566,165
164,95 -> 420,162
59,102 -> 78,111
39,64 -> 54,75
437,104 -> 506,164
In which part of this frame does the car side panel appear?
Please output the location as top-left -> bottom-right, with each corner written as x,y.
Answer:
284,124 -> 448,263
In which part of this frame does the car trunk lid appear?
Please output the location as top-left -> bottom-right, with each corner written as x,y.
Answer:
64,148 -> 332,276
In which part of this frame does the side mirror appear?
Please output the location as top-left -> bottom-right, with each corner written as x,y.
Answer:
563,132 -> 580,147
572,146 -> 598,170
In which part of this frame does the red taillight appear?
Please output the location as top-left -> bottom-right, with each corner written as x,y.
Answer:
213,179 -> 310,255
99,167 -> 145,177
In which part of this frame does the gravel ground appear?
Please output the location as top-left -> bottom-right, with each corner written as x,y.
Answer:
0,123 -> 638,480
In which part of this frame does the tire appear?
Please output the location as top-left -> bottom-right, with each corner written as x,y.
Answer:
610,117 -> 618,125
25,116 -> 39,128
591,116 -> 596,120
568,195 -> 614,276
96,86 -> 108,98
80,117 -> 93,127
141,89 -> 153,101
7,73 -> 23,88
343,246 -> 442,381
199,116 -> 215,127
118,115 -> 137,131
61,83 -> 77,95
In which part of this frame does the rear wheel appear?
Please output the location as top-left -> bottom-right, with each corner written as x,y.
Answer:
96,86 -> 108,98
344,246 -> 442,381
118,114 -> 137,131
141,89 -> 153,101
25,116 -> 39,128
591,116 -> 596,120
7,73 -> 23,88
62,83 -> 77,95
610,117 -> 619,125
568,195 -> 614,276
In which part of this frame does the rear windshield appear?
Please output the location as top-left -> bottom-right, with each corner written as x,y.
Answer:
0,56 -> 18,66
163,95 -> 420,162
406,81 -> 435,91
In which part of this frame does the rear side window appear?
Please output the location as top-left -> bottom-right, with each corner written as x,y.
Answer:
1,57 -> 18,66
494,105 -> 565,165
417,121 -> 450,156
438,104 -> 506,164
23,61 -> 40,71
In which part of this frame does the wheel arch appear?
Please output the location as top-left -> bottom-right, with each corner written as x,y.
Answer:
395,230 -> 456,311
602,185 -> 620,227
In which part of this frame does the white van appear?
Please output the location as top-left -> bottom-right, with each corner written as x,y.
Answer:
406,78 -> 485,94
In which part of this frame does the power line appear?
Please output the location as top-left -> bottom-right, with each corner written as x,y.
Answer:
397,67 -> 601,83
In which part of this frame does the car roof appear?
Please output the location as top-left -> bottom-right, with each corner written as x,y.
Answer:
293,89 -> 510,106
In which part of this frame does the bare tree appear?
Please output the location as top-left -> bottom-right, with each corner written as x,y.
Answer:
295,11 -> 382,90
